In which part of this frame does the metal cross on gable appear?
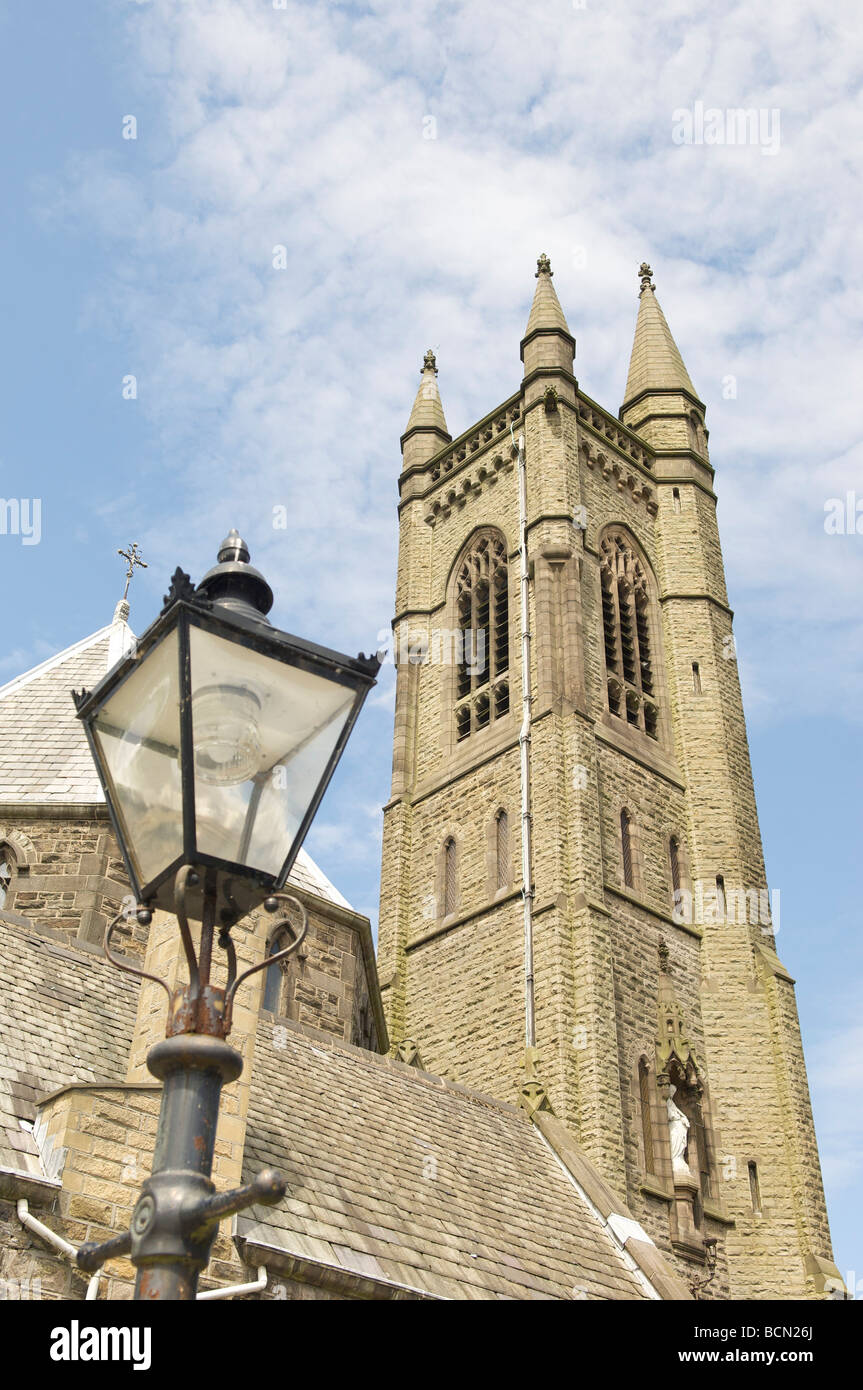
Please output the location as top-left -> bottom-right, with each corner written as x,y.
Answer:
117,542 -> 148,602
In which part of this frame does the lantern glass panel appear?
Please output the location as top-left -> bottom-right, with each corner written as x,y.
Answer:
189,624 -> 355,877
91,629 -> 183,886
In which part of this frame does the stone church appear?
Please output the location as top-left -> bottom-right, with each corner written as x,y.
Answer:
0,260 -> 842,1301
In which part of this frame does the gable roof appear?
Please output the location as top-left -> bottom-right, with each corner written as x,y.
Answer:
0,626 -> 116,803
0,918 -> 667,1299
239,1024 -> 651,1301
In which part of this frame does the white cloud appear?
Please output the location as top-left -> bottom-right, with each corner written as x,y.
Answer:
40,0 -> 863,920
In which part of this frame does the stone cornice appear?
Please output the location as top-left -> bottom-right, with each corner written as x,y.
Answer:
0,802 -> 109,821
620,384 -> 706,416
577,392 -> 655,473
579,438 -> 658,517
659,592 -> 734,619
593,719 -> 686,790
604,882 -> 704,939
520,324 -> 576,359
422,448 -> 516,527
398,392 -> 522,492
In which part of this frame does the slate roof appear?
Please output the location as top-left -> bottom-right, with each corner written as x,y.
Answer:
0,626 -> 353,910
239,1024 -> 650,1301
0,627 -> 116,803
1,919 -> 655,1299
0,919 -> 140,1179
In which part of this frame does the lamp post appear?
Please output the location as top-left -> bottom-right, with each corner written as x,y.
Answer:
71,531 -> 379,1300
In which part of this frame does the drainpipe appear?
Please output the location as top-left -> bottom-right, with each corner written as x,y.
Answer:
512,427 -> 536,1049
18,1197 -> 261,1301
197,1265 -> 268,1300
16,1198 -> 77,1259
17,1197 -> 102,1297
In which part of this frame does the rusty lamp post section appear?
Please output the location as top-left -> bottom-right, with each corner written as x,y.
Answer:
71,532 -> 380,1300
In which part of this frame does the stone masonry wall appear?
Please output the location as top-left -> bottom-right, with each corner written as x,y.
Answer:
378,348 -> 838,1300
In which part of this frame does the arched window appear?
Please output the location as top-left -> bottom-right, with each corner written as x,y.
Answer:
638,1056 -> 655,1174
621,809 -> 634,888
689,410 -> 707,457
455,534 -> 509,741
262,925 -> 298,1016
443,836 -> 458,917
669,836 -> 681,896
0,845 -> 16,909
600,530 -> 658,739
495,809 -> 510,891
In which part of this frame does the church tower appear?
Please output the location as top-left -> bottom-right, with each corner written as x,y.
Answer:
377,257 -> 841,1299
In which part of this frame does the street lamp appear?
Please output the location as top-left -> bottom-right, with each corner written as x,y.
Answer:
72,531 -> 379,1299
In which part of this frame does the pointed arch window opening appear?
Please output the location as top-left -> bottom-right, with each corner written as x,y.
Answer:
600,532 -> 658,739
0,845 -> 16,909
455,536 -> 510,740
262,923 -> 299,1017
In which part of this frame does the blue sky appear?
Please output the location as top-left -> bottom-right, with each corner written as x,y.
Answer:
0,0 -> 860,1288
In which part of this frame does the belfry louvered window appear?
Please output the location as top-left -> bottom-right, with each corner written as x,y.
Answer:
455,534 -> 509,740
600,531 -> 658,739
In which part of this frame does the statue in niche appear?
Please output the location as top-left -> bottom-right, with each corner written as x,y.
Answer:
667,1084 -> 694,1178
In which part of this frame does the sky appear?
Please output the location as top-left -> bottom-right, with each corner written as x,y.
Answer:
0,0 -> 860,1289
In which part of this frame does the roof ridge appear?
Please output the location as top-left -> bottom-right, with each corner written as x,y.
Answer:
258,1018 -> 522,1117
0,625 -> 114,703
292,846 -> 351,911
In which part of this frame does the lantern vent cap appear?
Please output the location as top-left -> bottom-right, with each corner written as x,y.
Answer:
195,530 -> 274,623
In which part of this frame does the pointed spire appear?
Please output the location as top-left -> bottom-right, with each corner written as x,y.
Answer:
401,349 -> 451,471
520,254 -> 575,377
525,254 -> 571,337
405,350 -> 449,436
622,263 -> 700,408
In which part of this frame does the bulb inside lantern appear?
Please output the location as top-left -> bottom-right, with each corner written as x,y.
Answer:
192,684 -> 262,786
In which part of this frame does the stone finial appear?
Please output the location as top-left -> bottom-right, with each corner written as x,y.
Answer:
536,252 -> 553,278
658,938 -> 670,972
638,261 -> 655,295
396,1038 -> 421,1067
422,348 -> 438,374
519,1045 -> 553,1114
